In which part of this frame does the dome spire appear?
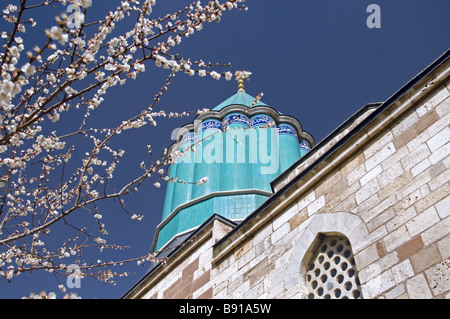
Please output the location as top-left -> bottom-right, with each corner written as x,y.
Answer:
237,76 -> 245,93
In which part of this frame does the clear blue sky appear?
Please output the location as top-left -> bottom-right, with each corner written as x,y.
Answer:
1,0 -> 449,299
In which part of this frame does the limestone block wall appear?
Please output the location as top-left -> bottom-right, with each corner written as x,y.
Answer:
210,66 -> 450,299
142,239 -> 213,299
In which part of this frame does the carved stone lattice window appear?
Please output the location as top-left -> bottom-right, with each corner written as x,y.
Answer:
305,235 -> 362,299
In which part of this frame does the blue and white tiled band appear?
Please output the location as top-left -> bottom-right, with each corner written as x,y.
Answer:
277,124 -> 298,137
199,119 -> 222,132
250,115 -> 274,127
222,113 -> 251,127
181,132 -> 196,145
299,139 -> 311,151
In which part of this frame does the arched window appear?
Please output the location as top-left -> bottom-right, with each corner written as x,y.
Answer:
305,234 -> 362,299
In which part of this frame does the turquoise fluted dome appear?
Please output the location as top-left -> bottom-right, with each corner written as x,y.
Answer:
152,91 -> 314,252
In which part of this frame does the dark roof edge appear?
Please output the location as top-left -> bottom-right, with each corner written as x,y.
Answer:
270,101 -> 382,187
122,214 -> 237,299
214,48 -> 450,250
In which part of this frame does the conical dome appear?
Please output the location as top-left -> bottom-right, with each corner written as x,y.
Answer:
152,91 -> 314,252
212,91 -> 269,110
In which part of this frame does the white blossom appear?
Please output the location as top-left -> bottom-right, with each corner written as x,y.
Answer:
21,63 -> 36,76
134,63 -> 145,73
210,71 -> 221,80
225,71 -> 233,81
6,270 -> 14,280
94,237 -> 106,244
47,26 -> 68,45
196,176 -> 208,185
122,1 -> 130,11
74,0 -> 93,9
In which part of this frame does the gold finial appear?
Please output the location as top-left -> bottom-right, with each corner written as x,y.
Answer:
237,77 -> 245,93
